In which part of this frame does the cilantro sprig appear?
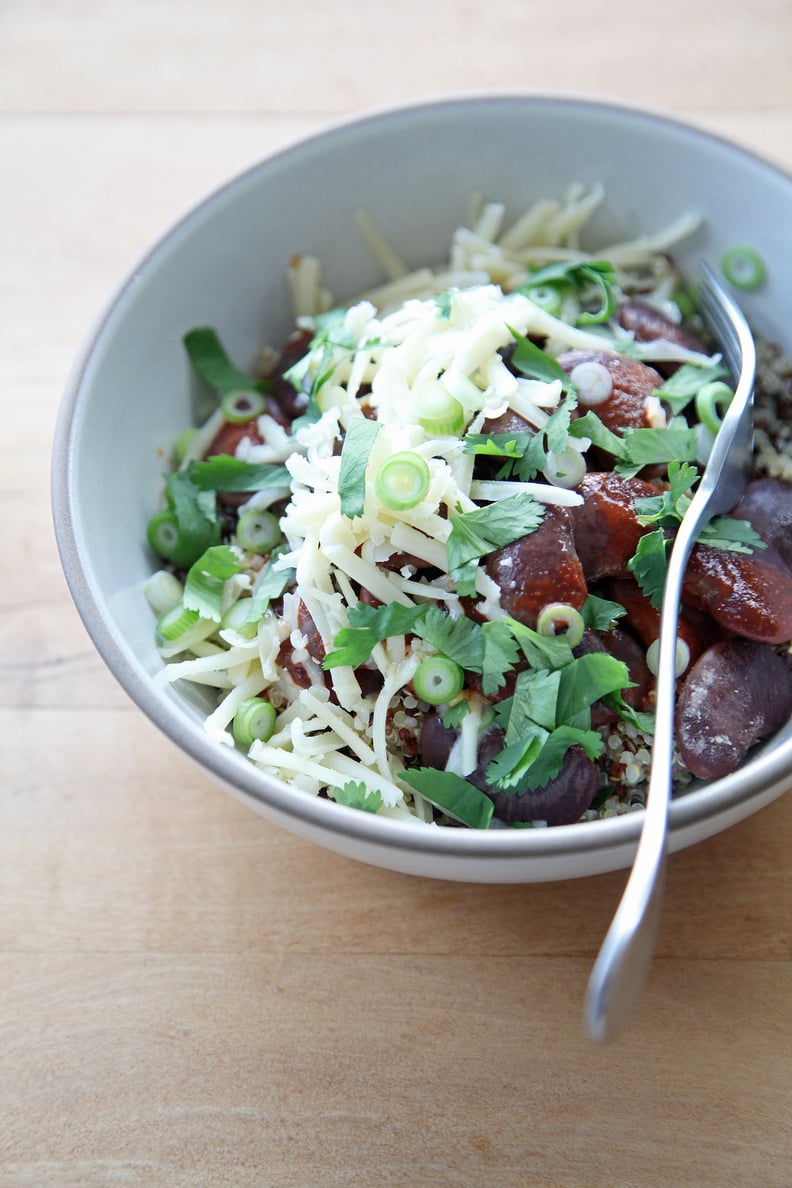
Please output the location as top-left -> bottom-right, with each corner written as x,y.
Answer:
627,461 -> 767,606
331,780 -> 383,814
508,325 -> 577,392
568,410 -> 698,478
446,492 -> 545,596
337,417 -> 381,519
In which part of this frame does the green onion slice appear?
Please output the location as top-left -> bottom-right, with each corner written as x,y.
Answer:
374,451 -> 431,510
413,656 -> 465,705
417,382 -> 466,436
695,381 -> 733,434
523,283 -> 563,317
156,604 -> 202,642
143,570 -> 184,617
221,600 -> 259,638
221,388 -> 267,424
536,602 -> 585,648
173,427 -> 198,465
147,510 -> 182,560
236,509 -> 282,554
233,697 -> 277,747
720,245 -> 766,291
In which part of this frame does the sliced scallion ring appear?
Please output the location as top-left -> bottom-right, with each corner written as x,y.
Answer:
221,599 -> 259,638
236,509 -> 281,554
695,381 -> 734,435
646,636 -> 691,678
221,388 -> 267,424
173,427 -> 198,464
417,382 -> 466,437
374,451 -> 431,510
147,510 -> 182,560
143,569 -> 184,616
523,283 -> 563,317
536,602 -> 585,647
156,603 -> 202,643
233,697 -> 277,747
413,656 -> 465,705
720,245 -> 766,291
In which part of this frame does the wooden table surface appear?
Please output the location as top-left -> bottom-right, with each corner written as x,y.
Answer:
2,2 -> 791,1184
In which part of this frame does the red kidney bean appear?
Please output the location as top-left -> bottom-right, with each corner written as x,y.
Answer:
485,505 -> 587,627
682,542 -> 792,645
418,713 -> 458,770
601,627 -> 654,712
675,639 -> 792,779
558,349 -> 664,434
606,577 -> 722,665
732,478 -> 792,568
616,300 -> 707,354
267,328 -> 313,423
571,472 -> 657,581
296,600 -> 326,663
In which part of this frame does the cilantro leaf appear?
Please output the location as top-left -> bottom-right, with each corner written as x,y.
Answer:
508,325 -> 577,392
442,699 -> 471,729
615,424 -> 699,479
332,781 -> 383,814
447,494 -> 545,596
484,725 -> 549,790
514,726 -> 604,791
338,417 -> 381,519
627,527 -> 671,607
183,327 -> 268,395
556,652 -> 633,725
604,692 -> 656,736
414,607 -> 484,671
187,456 -> 291,493
164,470 -> 221,568
322,602 -> 426,669
402,768 -> 494,829
653,360 -> 728,415
499,669 -> 560,738
698,517 -> 768,554
246,543 -> 294,622
581,594 -> 626,632
463,428 -> 547,482
569,410 -> 698,476
569,410 -> 628,460
480,621 -> 522,696
544,394 -> 578,455
505,619 -> 575,671
183,545 -> 243,622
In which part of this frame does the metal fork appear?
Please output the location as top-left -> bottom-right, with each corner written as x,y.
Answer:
583,262 -> 757,1043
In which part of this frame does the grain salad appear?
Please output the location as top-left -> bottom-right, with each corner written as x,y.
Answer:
143,188 -> 792,829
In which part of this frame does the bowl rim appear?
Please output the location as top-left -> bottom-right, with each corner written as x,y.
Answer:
51,90 -> 792,860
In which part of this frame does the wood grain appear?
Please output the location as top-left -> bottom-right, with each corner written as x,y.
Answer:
2,1 -> 791,1183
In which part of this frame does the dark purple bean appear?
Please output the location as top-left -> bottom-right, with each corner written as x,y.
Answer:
616,299 -> 706,354
558,349 -> 664,434
683,542 -> 792,645
571,472 -> 657,582
485,505 -> 587,627
418,713 -> 458,770
675,639 -> 792,779
466,728 -> 599,826
732,478 -> 792,568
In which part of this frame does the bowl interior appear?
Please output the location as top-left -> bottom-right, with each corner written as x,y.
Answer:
53,95 -> 792,879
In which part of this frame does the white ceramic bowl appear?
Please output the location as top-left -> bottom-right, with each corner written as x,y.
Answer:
52,94 -> 792,882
